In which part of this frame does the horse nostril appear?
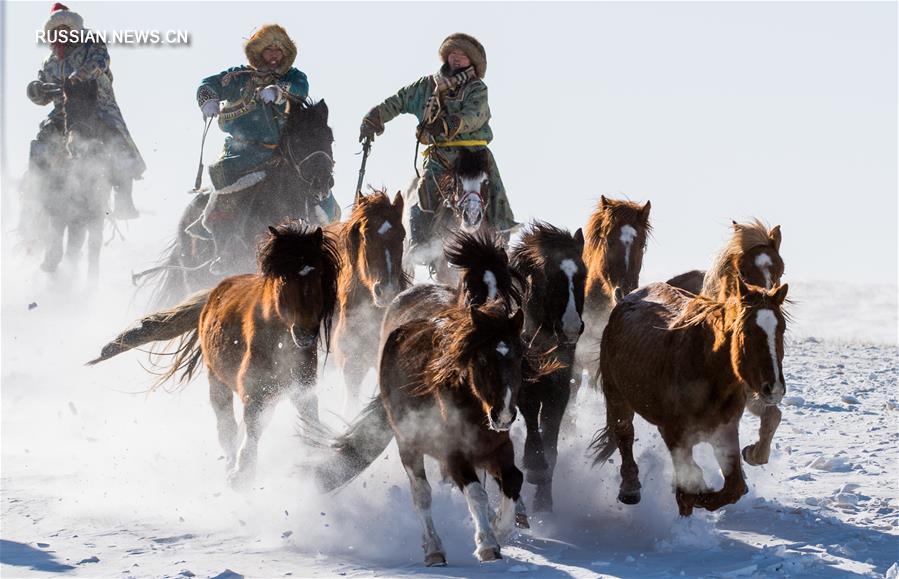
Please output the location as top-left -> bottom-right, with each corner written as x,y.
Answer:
762,383 -> 773,397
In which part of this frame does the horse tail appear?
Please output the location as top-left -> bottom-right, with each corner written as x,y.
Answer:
588,424 -> 618,467
149,328 -> 203,391
87,289 -> 210,365
312,397 -> 394,492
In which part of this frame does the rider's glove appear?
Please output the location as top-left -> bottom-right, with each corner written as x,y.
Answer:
27,80 -> 46,104
259,85 -> 283,104
359,107 -> 384,143
201,99 -> 220,118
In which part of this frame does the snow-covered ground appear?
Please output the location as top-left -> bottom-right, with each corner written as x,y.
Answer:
1,206 -> 896,578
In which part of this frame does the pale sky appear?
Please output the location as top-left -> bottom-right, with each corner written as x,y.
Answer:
2,1 -> 896,284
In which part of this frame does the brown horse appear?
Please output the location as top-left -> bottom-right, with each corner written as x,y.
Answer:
591,280 -> 789,516
667,219 -> 785,466
329,189 -> 408,413
510,222 -> 586,513
314,302 -> 552,566
89,221 -> 340,489
574,195 -> 652,388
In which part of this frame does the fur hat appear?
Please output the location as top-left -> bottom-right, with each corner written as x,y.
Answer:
439,33 -> 487,79
45,3 -> 83,34
244,24 -> 297,76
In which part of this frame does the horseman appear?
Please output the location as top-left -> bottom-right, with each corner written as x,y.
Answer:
188,24 -> 340,255
358,33 -> 518,262
25,2 -> 145,219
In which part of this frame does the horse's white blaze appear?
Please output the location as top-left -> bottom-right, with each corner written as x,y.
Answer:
498,387 -> 513,425
755,252 -> 774,288
378,220 -> 392,235
496,341 -> 509,356
620,225 -> 637,272
299,265 -> 315,276
756,309 -> 784,395
384,248 -> 392,279
483,270 -> 498,300
461,173 -> 488,194
560,259 -> 581,337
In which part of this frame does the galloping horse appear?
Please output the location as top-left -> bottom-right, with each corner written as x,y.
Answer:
90,221 -> 340,489
667,219 -> 785,465
35,79 -> 115,278
574,196 -> 652,389
315,302 -> 556,566
510,222 -> 586,513
330,189 -> 408,414
405,148 -> 494,283
591,280 -> 789,516
137,99 -> 336,307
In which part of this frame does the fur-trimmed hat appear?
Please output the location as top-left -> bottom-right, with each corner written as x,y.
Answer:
244,24 -> 297,76
45,3 -> 83,34
439,33 -> 487,79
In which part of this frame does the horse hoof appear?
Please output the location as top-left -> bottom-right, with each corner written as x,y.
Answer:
476,547 -> 502,562
532,495 -> 554,514
40,261 -> 57,273
424,552 -> 447,567
227,469 -> 253,492
742,444 -> 766,466
525,468 -> 550,485
618,489 -> 642,505
515,513 -> 530,529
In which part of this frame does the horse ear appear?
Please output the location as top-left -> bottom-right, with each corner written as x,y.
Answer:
599,195 -> 609,209
313,227 -> 324,244
268,226 -> 279,237
732,220 -> 741,231
317,99 -> 329,120
510,308 -> 524,332
354,189 -> 365,205
573,227 -> 585,248
769,225 -> 782,251
392,190 -> 404,211
640,200 -> 652,222
771,283 -> 789,305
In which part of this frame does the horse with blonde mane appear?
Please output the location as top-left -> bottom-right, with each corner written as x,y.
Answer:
591,280 -> 789,516
90,221 -> 341,489
667,219 -> 785,466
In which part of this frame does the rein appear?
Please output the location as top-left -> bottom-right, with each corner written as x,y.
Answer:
193,117 -> 214,191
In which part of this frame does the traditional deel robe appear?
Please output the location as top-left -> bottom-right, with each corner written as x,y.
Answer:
196,25 -> 308,188
32,36 -> 146,178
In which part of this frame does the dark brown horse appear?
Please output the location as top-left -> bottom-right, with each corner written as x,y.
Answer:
574,195 -> 652,389
510,222 -> 586,513
667,219 -> 785,466
591,280 -> 789,516
315,302 -> 552,566
381,230 -> 522,345
90,221 -> 340,489
329,189 -> 408,413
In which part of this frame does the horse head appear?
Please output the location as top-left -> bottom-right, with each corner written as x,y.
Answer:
257,221 -> 341,349
62,79 -> 105,159
282,99 -> 335,202
733,221 -> 784,291
511,223 -> 586,345
444,230 -> 523,312
727,278 -> 789,406
586,195 -> 652,297
451,148 -> 490,232
344,189 -> 407,307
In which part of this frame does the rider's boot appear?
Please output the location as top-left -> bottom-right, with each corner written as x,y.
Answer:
407,204 -> 436,266
112,180 -> 140,220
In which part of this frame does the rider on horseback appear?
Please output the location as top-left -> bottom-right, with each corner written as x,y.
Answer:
25,3 -> 145,220
188,24 -> 340,254
358,33 -> 518,263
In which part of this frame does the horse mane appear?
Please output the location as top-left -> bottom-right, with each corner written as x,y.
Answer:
284,98 -> 331,134
256,219 -> 341,348
701,219 -> 778,297
444,231 -> 523,308
510,221 -> 582,277
455,148 -> 490,178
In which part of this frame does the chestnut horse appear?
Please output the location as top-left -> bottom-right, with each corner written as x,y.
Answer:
510,222 -> 586,513
329,189 -> 408,413
591,280 -> 789,516
574,195 -> 652,390
90,221 -> 340,489
667,219 -> 785,466
315,303 -> 553,566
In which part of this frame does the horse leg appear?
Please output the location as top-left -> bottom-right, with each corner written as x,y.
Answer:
742,397 -> 781,466
485,439 -> 524,541
519,385 -> 548,481
446,453 -> 502,562
86,216 -> 103,281
209,376 -> 238,469
65,222 -> 86,264
659,427 -> 707,516
532,381 -> 570,513
399,447 -> 445,567
41,216 -> 65,273
702,422 -> 747,511
290,350 -> 320,430
341,357 -> 368,418
604,385 -> 641,505
229,393 -> 272,491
